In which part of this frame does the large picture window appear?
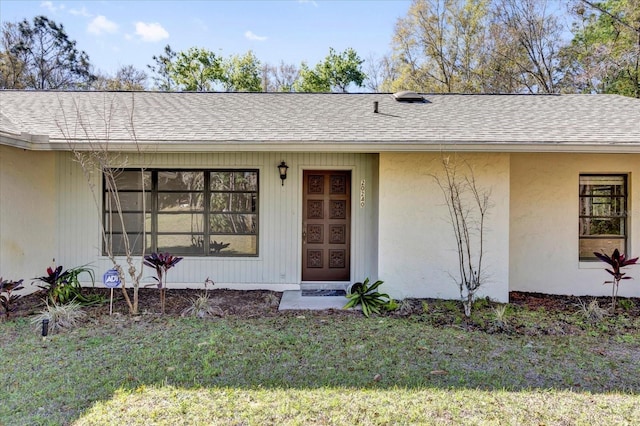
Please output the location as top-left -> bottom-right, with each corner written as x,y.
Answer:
104,169 -> 258,257
579,175 -> 627,260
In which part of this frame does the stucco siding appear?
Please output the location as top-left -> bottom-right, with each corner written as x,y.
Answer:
54,151 -> 378,290
0,146 -> 56,283
378,152 -> 510,302
510,153 -> 640,297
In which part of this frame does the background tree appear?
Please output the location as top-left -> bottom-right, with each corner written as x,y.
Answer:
294,47 -> 367,92
92,65 -> 148,91
261,61 -> 299,92
363,53 -> 398,92
170,47 -> 224,91
1,16 -> 94,89
147,44 -> 177,91
389,0 -> 491,93
0,21 -> 27,89
222,51 -> 261,92
562,0 -> 639,97
488,0 -> 565,94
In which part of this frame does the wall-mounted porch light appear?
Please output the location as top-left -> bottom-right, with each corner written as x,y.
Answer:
278,161 -> 289,186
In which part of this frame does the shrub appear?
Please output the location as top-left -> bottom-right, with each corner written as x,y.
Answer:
181,294 -> 224,318
490,304 -> 510,332
618,298 -> 635,311
33,263 -> 100,305
575,299 -> 608,323
31,302 -> 86,334
0,278 -> 24,319
344,278 -> 393,317
143,252 -> 183,314
593,249 -> 638,311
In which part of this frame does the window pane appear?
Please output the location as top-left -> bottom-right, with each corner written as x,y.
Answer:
105,233 -> 151,255
579,238 -> 626,260
112,170 -> 151,190
157,234 -> 205,255
210,193 -> 256,213
579,217 -> 624,236
210,235 -> 257,256
210,171 -> 258,191
158,213 -> 204,233
210,214 -> 256,234
579,197 -> 624,216
158,171 -> 204,191
158,192 -> 204,212
106,192 -> 151,212
580,175 -> 625,192
106,213 -> 151,233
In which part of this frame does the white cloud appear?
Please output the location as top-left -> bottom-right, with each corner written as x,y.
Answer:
245,30 -> 267,41
88,15 -> 118,35
40,1 -> 64,13
70,7 -> 92,17
298,0 -> 318,6
135,22 -> 169,42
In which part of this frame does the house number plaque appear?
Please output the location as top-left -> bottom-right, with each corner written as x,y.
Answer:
360,179 -> 366,208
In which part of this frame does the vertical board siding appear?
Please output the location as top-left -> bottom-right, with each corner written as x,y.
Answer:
55,151 -> 378,290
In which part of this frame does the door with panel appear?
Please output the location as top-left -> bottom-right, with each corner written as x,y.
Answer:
302,171 -> 351,281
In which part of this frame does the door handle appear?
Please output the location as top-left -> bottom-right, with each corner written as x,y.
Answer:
302,230 -> 306,244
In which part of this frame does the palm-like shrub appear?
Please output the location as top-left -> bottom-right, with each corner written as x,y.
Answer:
143,252 -> 183,314
593,249 -> 638,311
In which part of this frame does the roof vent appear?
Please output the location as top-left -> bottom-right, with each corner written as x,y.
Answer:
393,91 -> 425,102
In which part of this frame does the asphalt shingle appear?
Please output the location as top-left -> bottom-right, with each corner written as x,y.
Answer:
1,91 -> 638,149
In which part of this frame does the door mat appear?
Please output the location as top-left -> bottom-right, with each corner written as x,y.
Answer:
301,289 -> 347,297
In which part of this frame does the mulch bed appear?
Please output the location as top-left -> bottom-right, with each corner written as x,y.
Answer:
4,287 -> 640,322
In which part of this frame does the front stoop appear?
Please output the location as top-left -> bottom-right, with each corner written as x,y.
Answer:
278,290 -> 349,311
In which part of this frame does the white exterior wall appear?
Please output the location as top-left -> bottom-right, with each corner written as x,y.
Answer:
54,151 -> 378,290
0,146 -> 56,284
510,153 -> 640,297
378,153 -> 511,302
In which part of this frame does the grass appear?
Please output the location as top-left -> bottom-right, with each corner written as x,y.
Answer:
1,306 -> 640,425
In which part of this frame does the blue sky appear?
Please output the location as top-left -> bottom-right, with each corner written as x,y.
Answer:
1,0 -> 412,76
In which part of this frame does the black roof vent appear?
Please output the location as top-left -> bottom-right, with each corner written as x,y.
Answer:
393,91 -> 425,102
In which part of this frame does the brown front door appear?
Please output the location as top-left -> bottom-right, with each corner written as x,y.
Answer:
302,170 -> 351,281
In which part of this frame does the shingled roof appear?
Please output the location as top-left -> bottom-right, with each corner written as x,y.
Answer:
1,90 -> 639,152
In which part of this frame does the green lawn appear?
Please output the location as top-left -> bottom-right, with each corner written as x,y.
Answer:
2,310 -> 639,425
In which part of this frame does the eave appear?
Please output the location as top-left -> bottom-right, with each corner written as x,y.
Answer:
2,132 -> 639,154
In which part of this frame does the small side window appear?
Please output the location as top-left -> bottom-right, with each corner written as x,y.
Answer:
579,175 -> 627,260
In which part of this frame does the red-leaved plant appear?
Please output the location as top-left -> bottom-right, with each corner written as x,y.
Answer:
0,278 -> 24,318
593,249 -> 638,311
143,252 -> 183,314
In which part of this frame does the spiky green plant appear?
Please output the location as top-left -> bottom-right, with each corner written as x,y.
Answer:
33,263 -> 99,305
344,278 -> 393,317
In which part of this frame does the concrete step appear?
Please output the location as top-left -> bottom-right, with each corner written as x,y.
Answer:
278,290 -> 350,311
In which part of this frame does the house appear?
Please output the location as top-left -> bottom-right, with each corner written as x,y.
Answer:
1,90 -> 639,302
